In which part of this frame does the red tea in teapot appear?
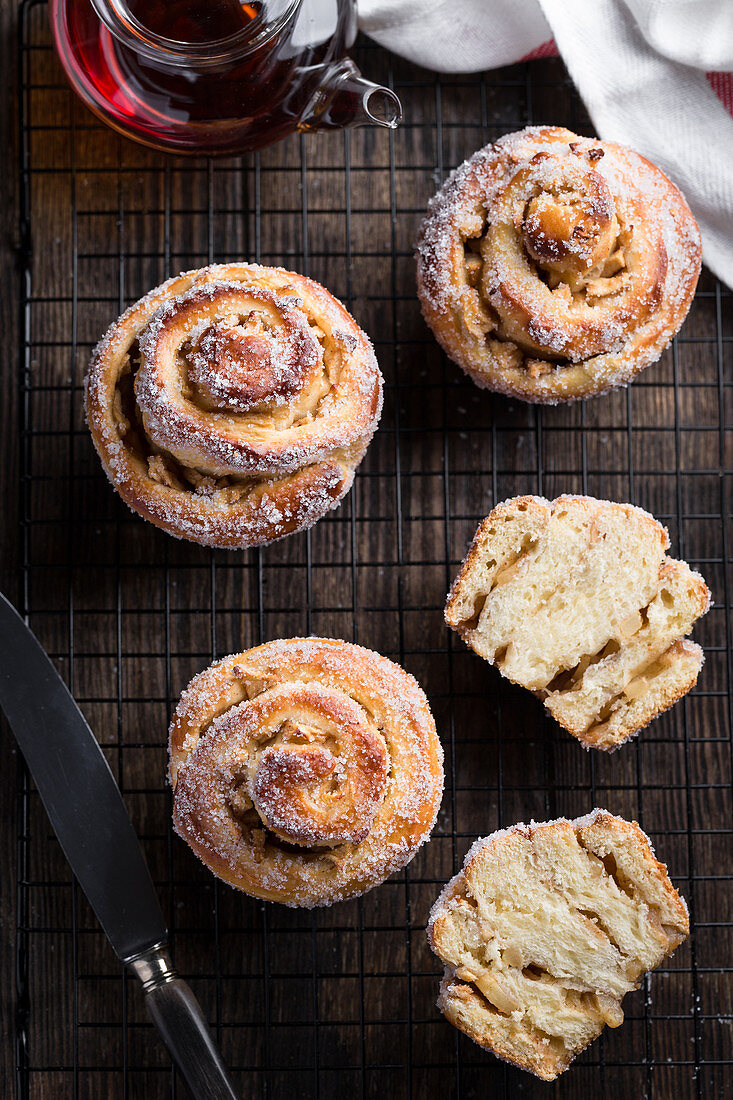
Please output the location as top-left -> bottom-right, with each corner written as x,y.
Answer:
50,0 -> 401,155
126,0 -> 261,43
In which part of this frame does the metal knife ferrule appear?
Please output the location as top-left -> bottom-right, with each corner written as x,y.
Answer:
125,941 -> 177,991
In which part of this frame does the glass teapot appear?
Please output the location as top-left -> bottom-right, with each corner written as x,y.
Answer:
50,0 -> 402,155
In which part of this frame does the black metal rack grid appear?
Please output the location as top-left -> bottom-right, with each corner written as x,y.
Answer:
15,0 -> 733,1096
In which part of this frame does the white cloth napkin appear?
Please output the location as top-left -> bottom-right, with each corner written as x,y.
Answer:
359,0 -> 733,288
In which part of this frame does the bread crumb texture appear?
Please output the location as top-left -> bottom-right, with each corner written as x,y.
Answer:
427,810 -> 689,1079
445,494 -> 710,749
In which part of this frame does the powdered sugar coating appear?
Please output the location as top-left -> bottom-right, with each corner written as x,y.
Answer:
169,638 -> 445,908
416,127 -> 701,404
85,264 -> 383,549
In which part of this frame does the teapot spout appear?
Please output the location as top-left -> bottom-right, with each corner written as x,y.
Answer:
299,59 -> 402,133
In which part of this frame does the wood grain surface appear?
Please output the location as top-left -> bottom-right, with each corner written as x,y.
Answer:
2,1 -> 732,1097
1,0 -> 21,1096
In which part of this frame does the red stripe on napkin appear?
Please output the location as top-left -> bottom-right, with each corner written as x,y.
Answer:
706,72 -> 733,115
520,39 -> 559,60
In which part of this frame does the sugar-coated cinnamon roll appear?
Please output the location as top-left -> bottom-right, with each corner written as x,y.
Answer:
85,264 -> 382,548
417,127 -> 701,403
169,638 -> 444,907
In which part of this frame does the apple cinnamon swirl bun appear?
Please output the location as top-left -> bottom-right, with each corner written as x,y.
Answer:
417,127 -> 701,403
169,638 -> 444,907
85,264 -> 382,548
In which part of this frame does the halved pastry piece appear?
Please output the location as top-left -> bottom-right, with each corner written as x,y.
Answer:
445,495 -> 710,749
427,810 -> 689,1080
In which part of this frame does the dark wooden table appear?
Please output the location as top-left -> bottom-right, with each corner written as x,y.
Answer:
1,0 -> 23,1096
1,2 -> 732,1097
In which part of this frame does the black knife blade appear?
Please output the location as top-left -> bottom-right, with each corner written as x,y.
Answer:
0,590 -> 166,960
0,592 -> 239,1099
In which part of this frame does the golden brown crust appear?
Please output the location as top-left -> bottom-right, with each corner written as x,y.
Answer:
169,638 -> 444,908
416,127 -> 701,404
444,495 -> 710,748
427,811 -> 689,1080
85,264 -> 382,548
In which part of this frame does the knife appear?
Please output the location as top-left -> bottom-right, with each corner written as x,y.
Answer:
0,592 -> 239,1100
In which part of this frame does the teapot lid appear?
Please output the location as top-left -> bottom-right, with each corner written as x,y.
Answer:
91,0 -> 302,64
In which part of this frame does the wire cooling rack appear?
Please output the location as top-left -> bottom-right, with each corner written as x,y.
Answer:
15,0 -> 733,1096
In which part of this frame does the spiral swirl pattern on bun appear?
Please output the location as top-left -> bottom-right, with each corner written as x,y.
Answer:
85,264 -> 382,548
169,639 -> 444,908
417,127 -> 701,403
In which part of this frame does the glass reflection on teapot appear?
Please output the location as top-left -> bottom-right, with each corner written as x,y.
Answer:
50,0 -> 402,155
